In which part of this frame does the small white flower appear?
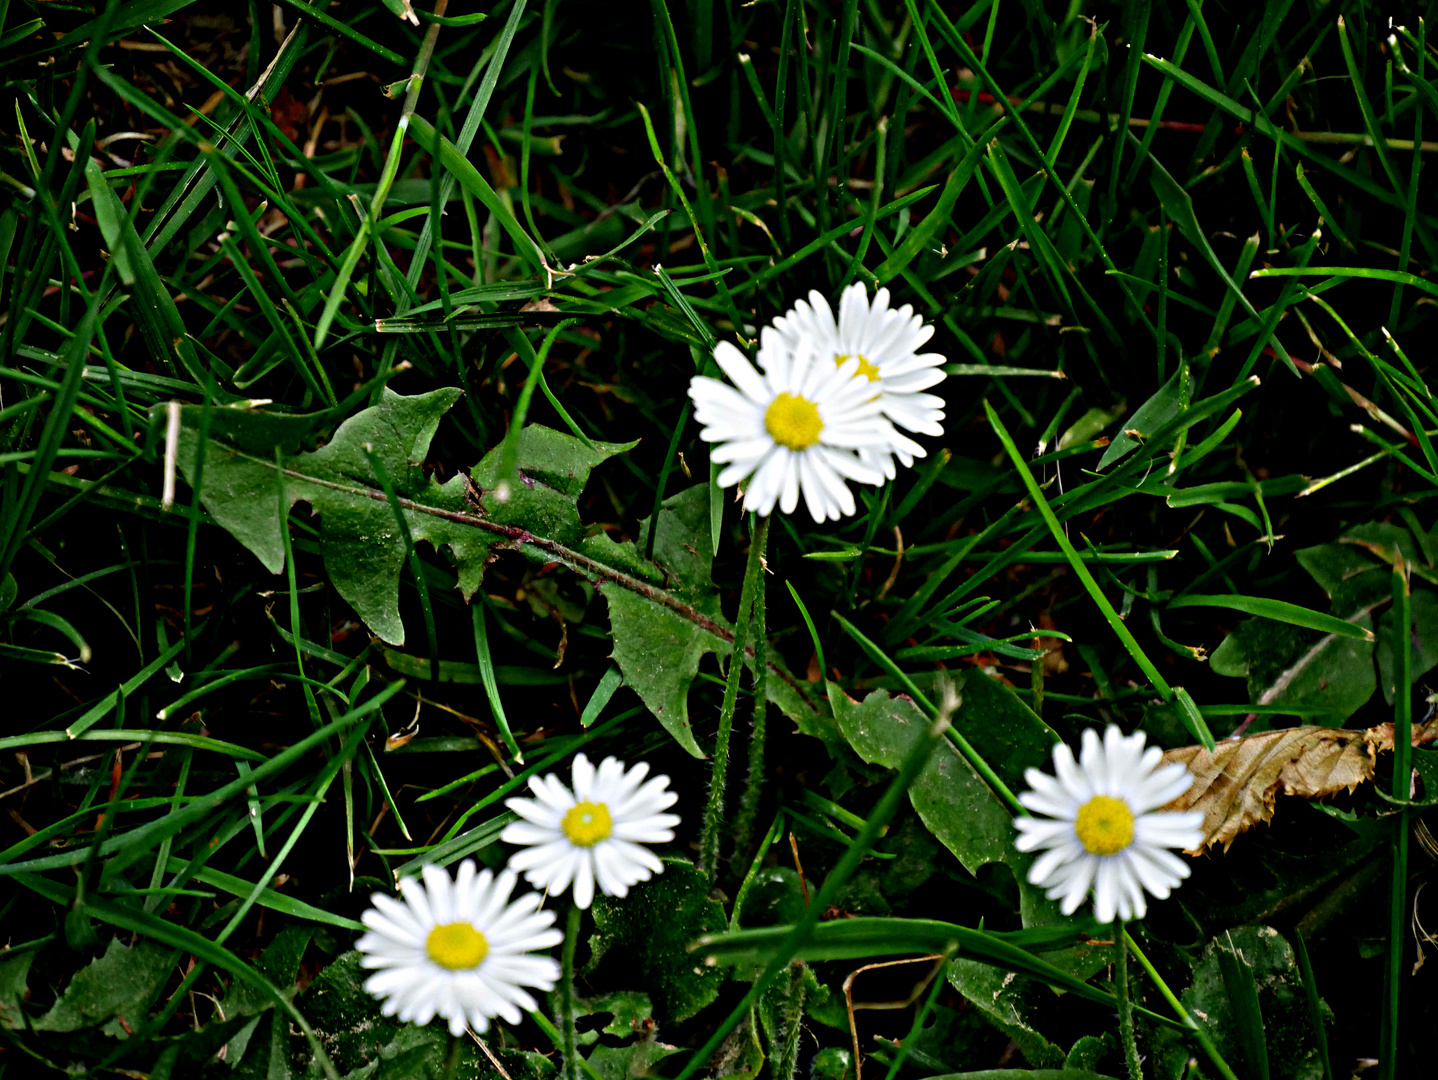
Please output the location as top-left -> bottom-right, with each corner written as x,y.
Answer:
356,861 -> 562,1036
501,754 -> 680,909
1014,726 -> 1204,924
765,282 -> 946,479
688,335 -> 896,522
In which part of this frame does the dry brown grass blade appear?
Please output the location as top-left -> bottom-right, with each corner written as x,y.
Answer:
1159,719 -> 1438,854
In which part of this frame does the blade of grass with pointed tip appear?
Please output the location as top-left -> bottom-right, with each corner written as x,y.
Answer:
986,401 -> 1189,729
1166,594 -> 1376,642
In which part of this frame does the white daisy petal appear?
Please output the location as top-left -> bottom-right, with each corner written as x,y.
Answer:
690,285 -> 944,521
500,756 -> 681,909
1013,725 -> 1202,923
355,859 -> 560,1038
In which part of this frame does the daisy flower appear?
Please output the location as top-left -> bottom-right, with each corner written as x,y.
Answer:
688,335 -> 896,522
356,861 -> 562,1036
765,282 -> 946,479
500,753 -> 680,909
1013,726 -> 1205,924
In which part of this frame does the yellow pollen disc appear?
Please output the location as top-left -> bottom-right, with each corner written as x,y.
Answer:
1074,795 -> 1135,856
562,801 -> 613,847
835,353 -> 881,382
764,393 -> 824,451
425,922 -> 489,970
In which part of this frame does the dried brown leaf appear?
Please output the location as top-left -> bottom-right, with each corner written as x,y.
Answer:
1160,727 -> 1375,854
1161,718 -> 1438,853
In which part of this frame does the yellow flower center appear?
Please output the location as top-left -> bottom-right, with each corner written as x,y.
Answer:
764,393 -> 824,451
835,353 -> 882,382
1074,795 -> 1135,856
562,801 -> 613,847
425,922 -> 489,970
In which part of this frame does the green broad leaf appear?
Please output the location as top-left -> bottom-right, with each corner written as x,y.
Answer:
811,1048 -> 854,1080
579,990 -> 655,1038
1203,521 -> 1417,724
592,485 -> 829,757
738,866 -> 807,928
1376,589 -> 1438,705
587,860 -> 726,1023
1215,936 -> 1271,1080
0,949 -> 33,1030
586,486 -> 721,756
1207,616 -> 1374,723
173,397 -> 824,755
949,668 -> 1061,793
830,681 -> 1019,879
588,1041 -> 687,1080
1152,926 -> 1328,1080
1064,1034 -> 1116,1071
170,391 -> 629,646
363,1025 -> 556,1080
1097,368 -> 1184,470
828,671 -> 1062,918
224,925 -> 313,1021
946,957 -> 1065,1068
34,937 -> 177,1034
472,424 -> 639,541
295,951 -> 403,1076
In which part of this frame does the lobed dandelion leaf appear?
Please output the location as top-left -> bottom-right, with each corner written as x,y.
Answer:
167,393 -> 821,754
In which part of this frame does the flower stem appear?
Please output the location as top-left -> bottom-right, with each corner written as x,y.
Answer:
1124,929 -> 1241,1080
560,901 -> 582,1080
1114,919 -> 1142,1080
699,513 -> 769,885
734,524 -> 770,864
441,1032 -> 464,1080
775,961 -> 807,1080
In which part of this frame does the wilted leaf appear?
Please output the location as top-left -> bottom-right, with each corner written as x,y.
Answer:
1162,726 -> 1381,852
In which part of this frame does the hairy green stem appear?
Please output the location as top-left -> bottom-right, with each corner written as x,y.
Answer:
673,707 -> 948,1080
1115,920 -> 1141,1080
734,532 -> 770,865
775,961 -> 806,1080
560,900 -> 582,1080
700,514 -> 769,884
